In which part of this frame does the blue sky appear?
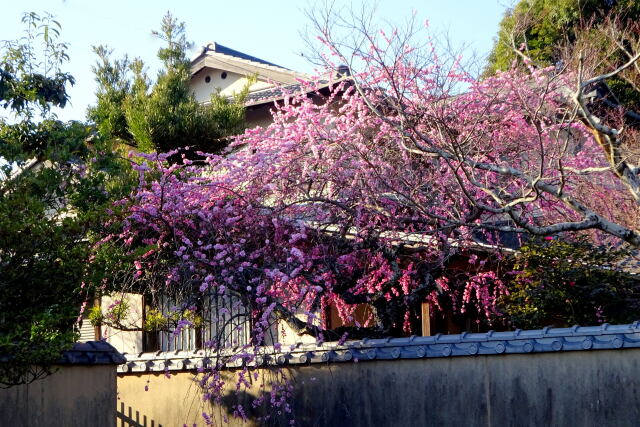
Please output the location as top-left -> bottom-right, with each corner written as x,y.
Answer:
0,0 -> 511,121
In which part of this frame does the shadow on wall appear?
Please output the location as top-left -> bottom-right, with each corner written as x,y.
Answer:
207,390 -> 293,426
117,402 -> 163,427
204,370 -> 294,426
207,350 -> 640,427
213,366 -> 353,427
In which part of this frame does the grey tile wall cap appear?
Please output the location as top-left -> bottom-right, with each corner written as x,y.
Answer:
117,322 -> 640,373
59,341 -> 126,365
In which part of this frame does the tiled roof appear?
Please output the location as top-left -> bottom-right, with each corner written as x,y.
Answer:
205,42 -> 288,70
245,84 -> 302,105
59,341 -> 126,365
245,79 -> 341,107
619,256 -> 640,274
118,322 -> 640,373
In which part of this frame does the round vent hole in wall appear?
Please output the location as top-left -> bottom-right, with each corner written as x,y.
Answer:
221,71 -> 227,79
205,75 -> 211,83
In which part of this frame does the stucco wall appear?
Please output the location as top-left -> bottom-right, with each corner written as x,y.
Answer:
286,350 -> 640,427
101,293 -> 143,354
0,365 -> 116,427
118,371 -> 210,426
117,347 -> 640,427
191,70 -> 272,103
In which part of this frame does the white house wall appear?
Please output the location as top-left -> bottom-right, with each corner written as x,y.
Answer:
190,68 -> 272,103
101,293 -> 143,354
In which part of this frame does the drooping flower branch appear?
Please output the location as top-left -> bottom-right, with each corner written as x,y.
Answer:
93,18 -> 640,422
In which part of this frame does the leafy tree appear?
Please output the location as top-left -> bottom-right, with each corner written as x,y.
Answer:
0,12 -> 134,387
0,13 -> 74,118
486,0 -> 640,71
501,238 -> 640,329
88,12 -> 247,154
485,0 -> 640,110
86,45 -> 132,142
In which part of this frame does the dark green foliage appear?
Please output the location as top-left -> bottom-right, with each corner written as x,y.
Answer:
89,12 -> 247,154
0,13 -> 135,387
501,238 -> 640,329
0,168 -> 88,386
86,46 -> 132,142
0,13 -> 74,116
485,0 -> 640,110
0,69 -> 74,113
486,0 -> 640,73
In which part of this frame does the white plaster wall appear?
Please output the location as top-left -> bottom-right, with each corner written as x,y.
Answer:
190,69 -> 272,103
101,293 -> 144,354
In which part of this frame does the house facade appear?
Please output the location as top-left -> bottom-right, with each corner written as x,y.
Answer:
190,42 -> 311,128
190,42 -> 346,128
85,43 -> 334,355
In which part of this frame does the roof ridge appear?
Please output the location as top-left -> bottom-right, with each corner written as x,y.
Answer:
204,41 -> 292,72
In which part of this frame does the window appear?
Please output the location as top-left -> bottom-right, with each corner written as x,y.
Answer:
142,293 -> 252,352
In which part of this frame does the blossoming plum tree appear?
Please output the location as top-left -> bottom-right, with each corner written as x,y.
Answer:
97,11 -> 640,423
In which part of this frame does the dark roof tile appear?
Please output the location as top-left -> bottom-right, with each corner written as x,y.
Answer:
59,341 -> 126,365
207,42 -> 289,70
245,84 -> 302,104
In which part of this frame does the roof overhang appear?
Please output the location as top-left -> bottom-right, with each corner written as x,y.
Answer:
190,51 -> 309,85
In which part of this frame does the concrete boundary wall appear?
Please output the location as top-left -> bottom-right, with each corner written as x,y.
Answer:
117,323 -> 640,426
0,341 -> 124,427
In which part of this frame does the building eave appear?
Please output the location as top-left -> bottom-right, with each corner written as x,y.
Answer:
190,49 -> 310,85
